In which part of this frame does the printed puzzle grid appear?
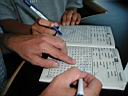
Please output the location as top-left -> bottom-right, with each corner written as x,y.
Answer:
46,47 -> 124,83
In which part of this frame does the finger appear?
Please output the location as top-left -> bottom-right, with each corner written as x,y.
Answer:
32,23 -> 56,35
39,42 -> 75,64
41,35 -> 68,54
48,38 -> 67,54
76,14 -> 81,25
62,44 -> 68,54
70,12 -> 78,25
87,77 -> 102,92
83,81 -> 88,88
70,81 -> 78,88
82,72 -> 102,92
57,67 -> 83,86
65,10 -> 74,25
38,19 -> 59,27
31,55 -> 59,68
62,12 -> 67,26
32,30 -> 40,35
82,72 -> 95,83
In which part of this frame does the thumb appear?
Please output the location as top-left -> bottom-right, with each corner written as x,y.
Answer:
58,67 -> 82,86
38,19 -> 58,27
31,55 -> 59,68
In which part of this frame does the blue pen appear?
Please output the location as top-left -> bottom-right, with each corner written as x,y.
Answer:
24,0 -> 62,35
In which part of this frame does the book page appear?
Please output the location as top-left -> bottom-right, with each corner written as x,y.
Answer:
39,47 -> 127,90
124,62 -> 128,82
59,25 -> 115,48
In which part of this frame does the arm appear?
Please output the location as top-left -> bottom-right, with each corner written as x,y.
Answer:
0,19 -> 59,35
0,33 -> 75,68
0,19 -> 31,35
0,34 -> 75,68
0,1 -> 58,35
0,0 -> 29,34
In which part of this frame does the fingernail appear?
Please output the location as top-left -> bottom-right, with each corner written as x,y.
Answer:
54,23 -> 59,27
71,22 -> 75,25
66,22 -> 70,25
76,21 -> 79,24
63,23 -> 65,26
39,19 -> 43,24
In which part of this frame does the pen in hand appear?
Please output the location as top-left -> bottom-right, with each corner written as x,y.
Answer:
24,0 -> 62,59
77,79 -> 84,96
40,25 -> 62,36
24,0 -> 62,35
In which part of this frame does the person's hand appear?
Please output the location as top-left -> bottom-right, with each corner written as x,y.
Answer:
32,19 -> 59,35
6,34 -> 75,68
61,9 -> 81,26
40,67 -> 102,96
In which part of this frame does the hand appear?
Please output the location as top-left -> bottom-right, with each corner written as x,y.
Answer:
41,67 -> 102,96
61,9 -> 81,26
32,19 -> 59,35
6,34 -> 75,68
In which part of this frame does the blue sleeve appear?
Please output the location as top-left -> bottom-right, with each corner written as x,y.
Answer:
66,0 -> 83,9
0,0 -> 17,21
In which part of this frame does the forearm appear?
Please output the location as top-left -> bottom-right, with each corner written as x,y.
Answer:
0,19 -> 32,35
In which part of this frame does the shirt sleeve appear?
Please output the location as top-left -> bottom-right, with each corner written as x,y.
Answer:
66,0 -> 83,9
0,0 -> 17,21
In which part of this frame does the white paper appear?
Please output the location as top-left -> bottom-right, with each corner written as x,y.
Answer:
59,25 -> 115,48
124,62 -> 128,82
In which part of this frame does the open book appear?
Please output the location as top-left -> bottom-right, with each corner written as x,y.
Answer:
39,25 -> 127,90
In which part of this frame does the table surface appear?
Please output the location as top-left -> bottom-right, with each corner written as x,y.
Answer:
5,1 -> 128,96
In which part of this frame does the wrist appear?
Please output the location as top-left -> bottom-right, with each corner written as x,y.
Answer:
66,7 -> 77,11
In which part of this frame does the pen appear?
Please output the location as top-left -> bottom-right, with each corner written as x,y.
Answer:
77,79 -> 84,96
24,0 -> 62,35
